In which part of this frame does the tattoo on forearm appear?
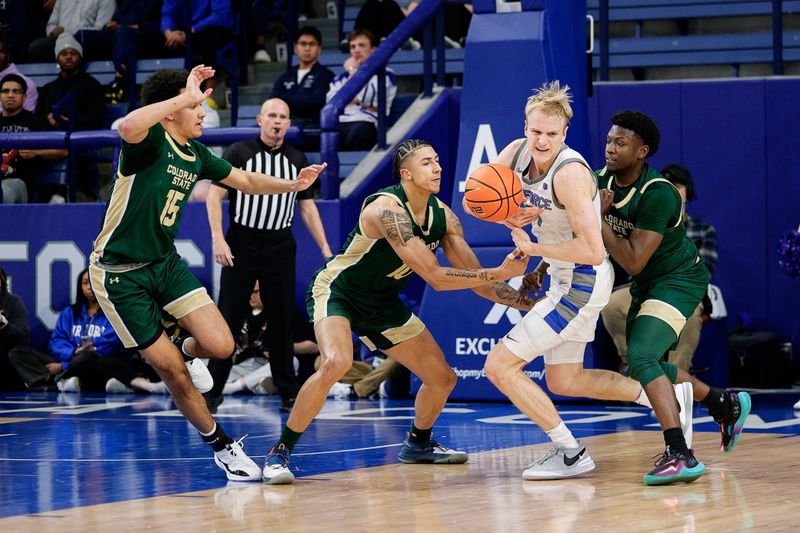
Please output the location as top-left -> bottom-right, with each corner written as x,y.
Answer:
493,283 -> 534,307
445,269 -> 493,281
379,210 -> 414,246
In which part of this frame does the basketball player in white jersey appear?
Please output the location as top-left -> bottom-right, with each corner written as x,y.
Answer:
463,81 -> 692,480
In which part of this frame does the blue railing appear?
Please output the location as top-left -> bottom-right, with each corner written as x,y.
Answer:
319,0 -> 451,199
0,127 -> 302,203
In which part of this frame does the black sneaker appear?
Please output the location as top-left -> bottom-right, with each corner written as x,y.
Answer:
714,390 -> 751,452
104,79 -> 127,104
205,393 -> 224,414
279,397 -> 295,413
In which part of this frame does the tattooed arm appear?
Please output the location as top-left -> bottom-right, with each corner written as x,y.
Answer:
440,205 -> 535,311
360,197 -> 530,291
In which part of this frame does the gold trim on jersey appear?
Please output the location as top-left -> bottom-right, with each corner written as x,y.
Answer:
640,178 -> 683,228
380,314 -> 426,346
607,176 -> 637,209
164,132 -> 197,162
163,287 -> 213,320
311,233 -> 377,323
404,201 -> 433,236
88,265 -> 138,348
93,172 -> 136,260
637,299 -> 686,337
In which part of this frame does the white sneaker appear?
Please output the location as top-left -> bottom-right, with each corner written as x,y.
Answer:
214,436 -> 262,482
263,444 -> 295,484
522,443 -> 595,480
675,382 -> 694,448
57,376 -> 81,392
329,382 -> 354,400
150,381 -> 169,394
794,398 -> 800,409
105,378 -> 134,394
402,38 -> 421,50
378,381 -> 389,399
186,358 -> 214,393
443,35 -> 461,48
253,49 -> 271,63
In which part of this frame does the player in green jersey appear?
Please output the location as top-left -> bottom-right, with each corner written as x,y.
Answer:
88,66 -> 326,482
261,139 -> 533,484
597,110 -> 751,485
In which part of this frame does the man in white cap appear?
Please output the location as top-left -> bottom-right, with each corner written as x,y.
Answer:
35,33 -> 105,131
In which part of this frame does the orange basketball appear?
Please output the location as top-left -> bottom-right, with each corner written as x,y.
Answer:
464,164 -> 524,222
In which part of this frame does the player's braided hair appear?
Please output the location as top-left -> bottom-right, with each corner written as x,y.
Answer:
140,68 -> 190,106
610,110 -> 661,159
392,139 -> 432,179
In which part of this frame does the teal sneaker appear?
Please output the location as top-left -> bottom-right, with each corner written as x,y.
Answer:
397,437 -> 468,464
718,390 -> 751,453
643,447 -> 705,486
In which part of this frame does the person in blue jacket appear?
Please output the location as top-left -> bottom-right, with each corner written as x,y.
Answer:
160,0 -> 234,91
9,268 -> 159,392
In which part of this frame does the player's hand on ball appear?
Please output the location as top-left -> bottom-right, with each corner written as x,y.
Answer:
296,163 -> 328,191
503,206 -> 542,227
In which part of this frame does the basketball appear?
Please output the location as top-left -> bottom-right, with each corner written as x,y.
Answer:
464,163 -> 524,222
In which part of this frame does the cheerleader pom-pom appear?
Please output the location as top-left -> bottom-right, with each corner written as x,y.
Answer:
777,228 -> 800,278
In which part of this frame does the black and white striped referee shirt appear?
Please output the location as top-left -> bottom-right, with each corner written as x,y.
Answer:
217,138 -> 312,231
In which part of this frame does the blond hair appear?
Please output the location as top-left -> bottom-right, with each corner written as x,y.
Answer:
524,80 -> 573,125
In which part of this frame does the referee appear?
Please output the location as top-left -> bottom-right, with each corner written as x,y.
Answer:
205,98 -> 332,412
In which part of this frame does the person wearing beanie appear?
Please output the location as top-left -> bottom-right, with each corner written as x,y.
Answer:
34,32 -> 106,201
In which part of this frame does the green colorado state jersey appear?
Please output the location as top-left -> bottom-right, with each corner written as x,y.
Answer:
312,183 -> 448,301
596,163 -> 707,287
94,123 -> 232,264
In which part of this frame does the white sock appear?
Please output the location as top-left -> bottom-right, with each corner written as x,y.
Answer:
198,422 -> 217,437
223,379 -> 245,395
545,421 -> 580,449
635,387 -> 653,408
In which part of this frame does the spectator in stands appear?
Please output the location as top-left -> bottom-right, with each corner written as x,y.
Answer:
601,164 -> 719,373
35,33 -> 105,131
27,0 -> 114,63
7,268 -> 151,393
1,73 -> 66,203
326,29 -> 397,151
78,0 -> 164,103
220,284 -> 313,397
0,0 -> 34,62
402,2 -> 473,48
348,0 -> 420,51
161,0 -> 234,92
0,38 -> 38,111
34,33 -> 104,202
270,26 -> 335,129
0,265 -> 29,390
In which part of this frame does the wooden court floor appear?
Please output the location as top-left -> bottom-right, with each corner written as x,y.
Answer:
0,393 -> 798,532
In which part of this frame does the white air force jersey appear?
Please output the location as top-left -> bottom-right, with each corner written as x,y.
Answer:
510,142 -> 606,270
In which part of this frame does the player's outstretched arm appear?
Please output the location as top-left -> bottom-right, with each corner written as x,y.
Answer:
118,65 -> 214,144
440,206 -> 535,311
363,198 -> 529,291
221,163 -> 327,195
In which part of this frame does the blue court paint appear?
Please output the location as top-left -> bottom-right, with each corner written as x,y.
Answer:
0,391 -> 797,518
